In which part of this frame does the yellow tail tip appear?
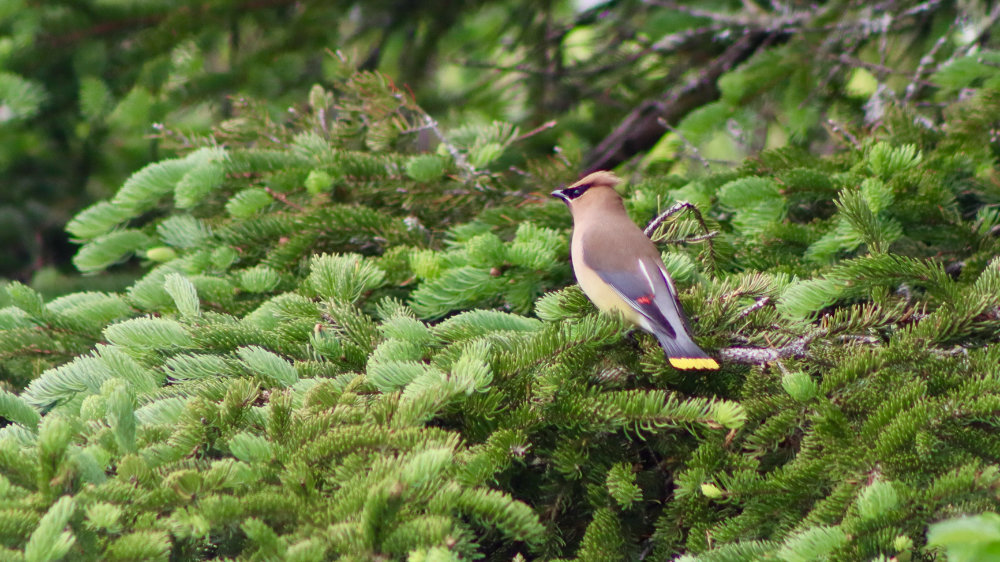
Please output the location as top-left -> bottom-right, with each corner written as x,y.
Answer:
669,357 -> 720,370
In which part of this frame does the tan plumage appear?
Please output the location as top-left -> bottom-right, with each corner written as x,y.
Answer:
552,171 -> 719,370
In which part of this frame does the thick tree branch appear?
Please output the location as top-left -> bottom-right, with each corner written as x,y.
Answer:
584,31 -> 774,174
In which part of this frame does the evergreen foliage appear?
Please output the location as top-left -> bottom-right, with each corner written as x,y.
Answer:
1,67 -> 998,559
1,0 -> 992,284
3,3 -> 1000,557
927,512 -> 1000,562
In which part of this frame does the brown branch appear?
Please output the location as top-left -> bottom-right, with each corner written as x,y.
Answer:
584,31 -> 774,174
515,120 -> 557,142
264,187 -> 305,211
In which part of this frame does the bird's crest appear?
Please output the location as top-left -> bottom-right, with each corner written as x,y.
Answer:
552,170 -> 622,202
569,171 -> 621,190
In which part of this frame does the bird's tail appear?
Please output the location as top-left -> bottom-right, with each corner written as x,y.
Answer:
653,331 -> 719,370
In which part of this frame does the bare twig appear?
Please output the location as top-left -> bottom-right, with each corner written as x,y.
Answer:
264,187 -> 304,211
649,24 -> 727,52
646,0 -> 812,28
877,13 -> 891,72
830,53 -> 937,86
644,200 -> 718,270
515,120 -> 557,142
662,231 -> 720,244
717,314 -> 895,365
900,0 -> 944,18
738,297 -> 770,319
904,32 -> 950,102
644,201 -> 711,241
419,113 -> 479,184
802,2 -> 944,110
507,166 -> 530,177
836,335 -> 882,345
553,146 -> 572,168
457,58 -> 556,77
658,117 -> 711,170
644,0 -> 750,24
825,119 -> 861,149
719,322 -> 831,365
932,346 -> 970,357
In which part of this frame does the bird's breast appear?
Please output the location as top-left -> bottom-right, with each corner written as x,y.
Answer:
571,228 -> 642,325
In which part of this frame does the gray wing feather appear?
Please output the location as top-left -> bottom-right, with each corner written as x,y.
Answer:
591,258 -> 691,340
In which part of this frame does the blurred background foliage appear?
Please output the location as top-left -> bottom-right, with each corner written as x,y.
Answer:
1,0 -> 998,287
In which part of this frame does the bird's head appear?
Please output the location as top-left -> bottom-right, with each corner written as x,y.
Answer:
551,171 -> 622,205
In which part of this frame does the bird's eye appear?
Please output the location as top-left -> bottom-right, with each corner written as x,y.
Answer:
566,185 -> 590,199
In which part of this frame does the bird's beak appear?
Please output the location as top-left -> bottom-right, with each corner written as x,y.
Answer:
550,189 -> 568,202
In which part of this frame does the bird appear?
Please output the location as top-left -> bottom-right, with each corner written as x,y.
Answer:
551,171 -> 719,370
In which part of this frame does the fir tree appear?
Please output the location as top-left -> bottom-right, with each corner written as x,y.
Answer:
2,54 -> 1000,561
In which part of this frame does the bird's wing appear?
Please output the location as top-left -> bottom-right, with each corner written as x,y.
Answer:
579,226 -> 717,369
585,253 -> 690,340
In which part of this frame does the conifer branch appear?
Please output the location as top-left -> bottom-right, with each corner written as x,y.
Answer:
718,339 -> 808,364
6,6 -> 998,558
645,201 -> 718,251
719,324 -> 892,365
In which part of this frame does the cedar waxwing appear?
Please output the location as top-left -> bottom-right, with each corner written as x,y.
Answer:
552,171 -> 719,370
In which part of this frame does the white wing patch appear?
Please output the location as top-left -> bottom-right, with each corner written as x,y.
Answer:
657,264 -> 678,294
637,259 -> 657,294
